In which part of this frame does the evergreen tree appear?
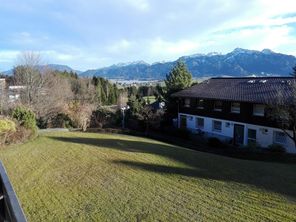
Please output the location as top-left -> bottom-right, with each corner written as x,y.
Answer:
164,61 -> 192,121
165,60 -> 192,95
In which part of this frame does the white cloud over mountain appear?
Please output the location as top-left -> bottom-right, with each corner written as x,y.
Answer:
0,0 -> 296,71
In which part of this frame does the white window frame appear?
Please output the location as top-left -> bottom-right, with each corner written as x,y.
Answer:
253,104 -> 265,116
212,120 -> 222,132
213,101 -> 223,112
197,99 -> 204,109
184,98 -> 190,108
247,129 -> 257,145
196,117 -> 204,129
231,102 -> 240,113
273,131 -> 287,145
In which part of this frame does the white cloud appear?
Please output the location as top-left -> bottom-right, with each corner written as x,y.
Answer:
0,50 -> 20,63
107,39 -> 132,53
124,0 -> 150,11
1,0 -> 296,71
149,37 -> 200,59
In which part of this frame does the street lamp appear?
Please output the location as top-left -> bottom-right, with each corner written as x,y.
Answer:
121,105 -> 130,129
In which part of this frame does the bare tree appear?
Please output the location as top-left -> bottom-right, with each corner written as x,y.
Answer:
36,71 -> 73,119
117,90 -> 128,108
66,102 -> 96,131
13,52 -> 73,120
14,52 -> 45,107
268,81 -> 296,149
0,78 -> 7,114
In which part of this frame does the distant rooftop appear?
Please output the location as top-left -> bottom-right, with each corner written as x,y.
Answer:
172,77 -> 296,104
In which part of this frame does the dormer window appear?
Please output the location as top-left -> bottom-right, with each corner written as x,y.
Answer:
231,102 -> 240,113
213,101 -> 222,111
197,99 -> 204,109
253,104 -> 265,116
184,98 -> 190,108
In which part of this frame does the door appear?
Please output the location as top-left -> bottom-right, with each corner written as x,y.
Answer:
180,115 -> 187,129
234,124 -> 244,145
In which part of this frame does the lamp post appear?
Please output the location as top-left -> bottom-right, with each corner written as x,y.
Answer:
121,105 -> 130,129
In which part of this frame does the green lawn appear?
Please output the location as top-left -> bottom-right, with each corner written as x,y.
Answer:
0,132 -> 295,221
143,96 -> 156,104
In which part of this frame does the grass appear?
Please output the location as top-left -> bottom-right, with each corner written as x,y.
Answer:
0,132 -> 295,221
143,96 -> 156,104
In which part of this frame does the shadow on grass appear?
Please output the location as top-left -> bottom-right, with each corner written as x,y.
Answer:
50,135 -> 296,199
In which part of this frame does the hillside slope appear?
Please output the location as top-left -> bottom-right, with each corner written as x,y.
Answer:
0,132 -> 295,221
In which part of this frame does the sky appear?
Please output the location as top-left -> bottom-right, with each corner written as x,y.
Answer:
1,0 -> 296,72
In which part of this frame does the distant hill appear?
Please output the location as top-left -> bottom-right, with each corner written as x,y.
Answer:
2,64 -> 82,76
80,48 -> 296,79
45,64 -> 82,74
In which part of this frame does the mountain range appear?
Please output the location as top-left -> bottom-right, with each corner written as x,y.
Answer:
2,48 -> 296,79
2,64 -> 81,76
80,48 -> 296,79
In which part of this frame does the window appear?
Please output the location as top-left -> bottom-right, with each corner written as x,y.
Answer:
248,129 -> 256,145
184,98 -> 190,108
213,101 -> 223,111
196,117 -> 204,129
212,120 -> 222,132
253,104 -> 265,116
231,102 -> 240,113
273,131 -> 287,144
197,99 -> 204,109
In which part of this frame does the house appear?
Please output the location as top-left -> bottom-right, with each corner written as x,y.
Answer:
148,101 -> 165,111
172,77 -> 296,154
8,85 -> 26,103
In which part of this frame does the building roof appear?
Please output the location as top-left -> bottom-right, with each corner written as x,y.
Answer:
172,77 -> 296,104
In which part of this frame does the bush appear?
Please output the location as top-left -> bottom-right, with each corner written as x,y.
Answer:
12,107 -> 37,130
36,117 -> 48,129
176,128 -> 191,139
90,107 -> 117,128
50,113 -> 75,128
268,144 -> 286,154
0,118 -> 17,145
244,142 -> 262,153
0,119 -> 16,133
5,126 -> 33,145
207,137 -> 224,148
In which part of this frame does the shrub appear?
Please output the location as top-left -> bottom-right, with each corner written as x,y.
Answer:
36,117 -> 48,129
207,137 -> 224,148
176,128 -> 191,139
0,119 -> 16,133
0,118 -> 17,145
244,142 -> 262,153
12,107 -> 37,130
90,107 -> 117,128
5,126 -> 33,145
50,113 -> 75,128
268,144 -> 286,154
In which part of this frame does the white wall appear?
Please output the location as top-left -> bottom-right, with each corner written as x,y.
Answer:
178,113 -> 296,154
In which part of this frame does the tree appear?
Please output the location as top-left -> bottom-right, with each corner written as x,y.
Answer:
13,52 -> 73,120
136,106 -> 164,135
164,61 -> 192,120
13,52 -> 44,107
268,81 -> 296,150
165,60 -> 192,95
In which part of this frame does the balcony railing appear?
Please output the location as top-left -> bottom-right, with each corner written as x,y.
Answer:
0,161 -> 26,222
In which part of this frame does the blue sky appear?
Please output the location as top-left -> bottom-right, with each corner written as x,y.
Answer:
1,0 -> 296,71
